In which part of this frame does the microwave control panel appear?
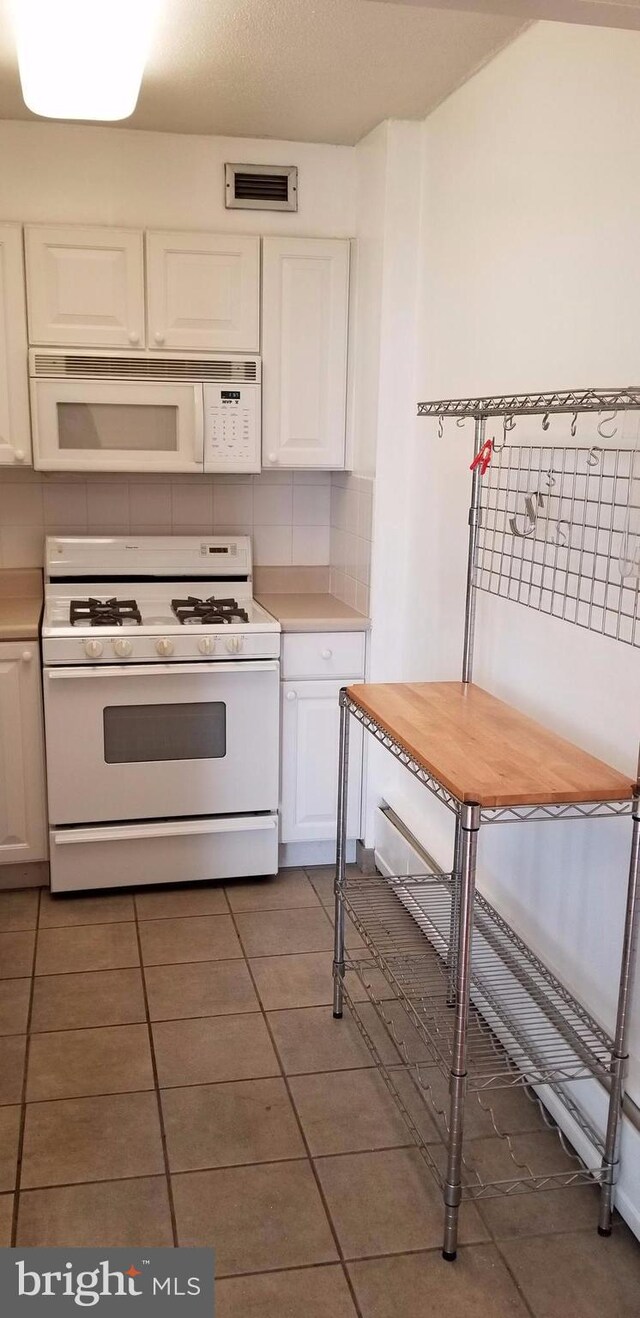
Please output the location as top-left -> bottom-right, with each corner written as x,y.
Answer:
203,383 -> 261,473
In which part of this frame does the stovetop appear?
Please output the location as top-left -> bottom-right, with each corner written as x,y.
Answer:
65,594 -> 253,628
42,535 -> 280,665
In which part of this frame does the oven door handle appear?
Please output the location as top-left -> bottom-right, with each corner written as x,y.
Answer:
46,660 -> 280,680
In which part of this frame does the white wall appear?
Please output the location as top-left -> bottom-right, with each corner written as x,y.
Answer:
0,120 -> 356,568
0,121 -> 355,235
363,22 -> 640,1229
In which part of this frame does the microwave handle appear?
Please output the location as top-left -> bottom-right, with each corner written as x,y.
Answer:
194,390 -> 205,466
46,660 -> 280,681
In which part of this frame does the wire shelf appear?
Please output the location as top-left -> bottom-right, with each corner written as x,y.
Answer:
476,442 -> 640,648
342,873 -> 614,1092
417,387 -> 640,419
342,978 -> 607,1201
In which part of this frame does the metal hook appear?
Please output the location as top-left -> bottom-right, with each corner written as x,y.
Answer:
597,411 -> 617,439
437,415 -> 444,439
456,417 -> 466,428
542,412 -> 550,432
509,490 -> 545,538
587,444 -> 603,468
553,520 -> 569,547
571,412 -> 578,438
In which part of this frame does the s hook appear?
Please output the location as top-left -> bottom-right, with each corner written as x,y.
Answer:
597,411 -> 617,439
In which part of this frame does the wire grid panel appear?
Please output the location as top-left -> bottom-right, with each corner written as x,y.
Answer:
476,442 -> 640,646
342,873 -> 613,1091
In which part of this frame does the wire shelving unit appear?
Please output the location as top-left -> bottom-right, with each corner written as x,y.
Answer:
332,388 -> 640,1261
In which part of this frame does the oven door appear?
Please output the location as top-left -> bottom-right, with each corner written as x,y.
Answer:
31,378 -> 204,473
44,660 -> 279,825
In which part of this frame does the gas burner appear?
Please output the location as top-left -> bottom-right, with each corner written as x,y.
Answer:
172,595 -> 250,626
70,597 -> 142,628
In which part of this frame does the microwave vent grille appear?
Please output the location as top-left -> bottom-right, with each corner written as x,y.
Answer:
32,354 -> 259,383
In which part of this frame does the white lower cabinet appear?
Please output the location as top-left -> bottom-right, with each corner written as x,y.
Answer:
0,643 -> 48,864
281,679 -> 363,844
280,623 -> 366,846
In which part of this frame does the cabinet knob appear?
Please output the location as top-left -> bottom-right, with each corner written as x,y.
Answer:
268,453 -> 277,464
128,331 -> 140,344
22,650 -> 33,662
321,648 -> 333,660
13,450 -> 25,463
154,331 -> 165,344
286,690 -> 297,701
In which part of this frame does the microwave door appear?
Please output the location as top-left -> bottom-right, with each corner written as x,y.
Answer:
31,378 -> 204,473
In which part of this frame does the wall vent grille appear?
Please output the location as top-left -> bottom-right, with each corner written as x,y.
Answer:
31,353 -> 259,383
225,163 -> 298,212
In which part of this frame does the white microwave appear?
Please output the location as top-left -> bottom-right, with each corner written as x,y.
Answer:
29,350 -> 261,473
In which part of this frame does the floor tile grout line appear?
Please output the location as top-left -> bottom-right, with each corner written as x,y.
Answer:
490,1235 -> 540,1318
132,902 -> 179,1249
211,1236 -> 557,1285
224,901 -> 366,1318
30,947 -> 364,979
11,887 -> 41,1247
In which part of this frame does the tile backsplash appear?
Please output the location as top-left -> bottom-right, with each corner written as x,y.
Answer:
0,469 -> 332,569
330,472 -> 374,615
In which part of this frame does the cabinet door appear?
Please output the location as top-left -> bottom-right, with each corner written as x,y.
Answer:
0,644 -> 48,865
281,679 -> 362,843
146,231 -> 260,352
0,225 -> 31,467
25,225 -> 144,348
262,237 -> 349,469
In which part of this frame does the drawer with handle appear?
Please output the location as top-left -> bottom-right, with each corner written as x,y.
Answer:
281,631 -> 366,681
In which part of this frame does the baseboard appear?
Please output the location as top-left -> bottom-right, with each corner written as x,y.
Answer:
373,804 -> 640,1243
0,861 -> 49,890
279,839 -> 356,869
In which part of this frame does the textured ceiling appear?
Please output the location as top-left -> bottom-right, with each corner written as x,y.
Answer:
0,0 -> 526,144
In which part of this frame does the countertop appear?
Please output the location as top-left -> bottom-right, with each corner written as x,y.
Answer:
347,681 -> 634,807
256,592 -> 369,633
0,569 -> 43,641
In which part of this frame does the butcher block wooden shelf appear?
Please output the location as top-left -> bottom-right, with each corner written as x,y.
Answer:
345,681 -> 634,807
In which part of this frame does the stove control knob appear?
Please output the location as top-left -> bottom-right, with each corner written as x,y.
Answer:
156,638 -> 174,657
226,635 -> 243,654
198,637 -> 216,656
84,639 -> 103,659
113,638 -> 133,659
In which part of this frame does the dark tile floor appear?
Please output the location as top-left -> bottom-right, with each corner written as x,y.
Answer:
0,866 -> 639,1317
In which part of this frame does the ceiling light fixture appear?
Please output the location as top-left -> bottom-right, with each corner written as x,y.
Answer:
12,0 -> 160,122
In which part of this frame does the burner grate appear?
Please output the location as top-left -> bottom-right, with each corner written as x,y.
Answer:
172,595 -> 250,625
70,597 -> 142,627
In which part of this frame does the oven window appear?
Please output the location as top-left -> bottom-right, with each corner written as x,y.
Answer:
103,702 -> 226,763
57,403 -> 178,451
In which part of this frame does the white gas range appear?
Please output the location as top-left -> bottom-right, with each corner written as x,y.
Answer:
42,535 -> 281,893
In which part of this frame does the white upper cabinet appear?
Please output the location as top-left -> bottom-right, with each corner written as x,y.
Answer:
0,224 -> 31,466
25,224 -> 145,348
262,236 -> 349,469
146,231 -> 260,352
